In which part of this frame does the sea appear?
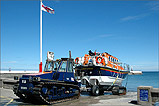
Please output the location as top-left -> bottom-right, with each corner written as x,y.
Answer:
122,71 -> 159,92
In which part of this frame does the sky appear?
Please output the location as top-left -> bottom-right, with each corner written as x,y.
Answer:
1,0 -> 159,71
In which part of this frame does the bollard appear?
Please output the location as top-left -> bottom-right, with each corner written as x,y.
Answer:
151,88 -> 159,105
137,86 -> 159,106
137,86 -> 153,106
0,79 -> 3,88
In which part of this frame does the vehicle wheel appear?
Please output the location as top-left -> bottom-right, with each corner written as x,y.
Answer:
91,85 -> 100,96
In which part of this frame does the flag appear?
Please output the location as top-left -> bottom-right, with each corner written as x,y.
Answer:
42,3 -> 54,14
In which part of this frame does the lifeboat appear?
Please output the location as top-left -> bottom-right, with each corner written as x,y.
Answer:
74,50 -> 130,96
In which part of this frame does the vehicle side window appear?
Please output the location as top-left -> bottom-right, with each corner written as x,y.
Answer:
53,62 -> 58,70
67,62 -> 73,72
59,61 -> 66,72
44,61 -> 53,72
48,62 -> 53,71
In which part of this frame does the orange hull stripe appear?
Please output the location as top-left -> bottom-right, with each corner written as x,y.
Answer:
100,68 -> 128,74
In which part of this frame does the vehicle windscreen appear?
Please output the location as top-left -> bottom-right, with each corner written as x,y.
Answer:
44,61 -> 59,72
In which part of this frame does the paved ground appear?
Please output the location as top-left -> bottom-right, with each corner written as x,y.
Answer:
0,88 -> 138,106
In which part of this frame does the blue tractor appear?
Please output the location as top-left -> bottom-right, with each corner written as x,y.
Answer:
13,52 -> 80,105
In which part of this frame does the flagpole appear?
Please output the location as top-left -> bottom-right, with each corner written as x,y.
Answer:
39,0 -> 42,73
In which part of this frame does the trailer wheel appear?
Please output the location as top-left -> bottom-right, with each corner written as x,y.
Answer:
99,90 -> 104,95
112,86 -> 127,95
112,86 -> 119,95
91,85 -> 100,96
119,87 -> 126,95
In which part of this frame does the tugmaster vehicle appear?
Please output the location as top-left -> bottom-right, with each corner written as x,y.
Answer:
13,51 -> 80,105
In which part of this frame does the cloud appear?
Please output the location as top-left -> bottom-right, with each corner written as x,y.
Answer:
146,1 -> 159,11
82,34 -> 113,42
131,61 -> 158,71
3,61 -> 17,63
98,34 -> 113,38
54,0 -> 60,3
132,65 -> 158,71
120,14 -> 148,22
120,1 -> 158,22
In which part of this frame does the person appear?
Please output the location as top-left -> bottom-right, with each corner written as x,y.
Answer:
9,68 -> 11,72
89,50 -> 95,56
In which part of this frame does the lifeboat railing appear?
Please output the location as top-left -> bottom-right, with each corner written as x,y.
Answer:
74,56 -> 131,73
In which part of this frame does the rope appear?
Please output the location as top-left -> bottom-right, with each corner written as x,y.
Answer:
112,75 -> 118,85
0,96 -> 14,106
4,99 -> 13,106
125,74 -> 129,87
107,75 -> 118,90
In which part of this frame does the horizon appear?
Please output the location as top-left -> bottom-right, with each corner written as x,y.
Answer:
1,1 -> 158,71
1,68 -> 158,72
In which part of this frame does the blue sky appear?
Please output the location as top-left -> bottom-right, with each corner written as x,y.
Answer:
1,1 -> 158,71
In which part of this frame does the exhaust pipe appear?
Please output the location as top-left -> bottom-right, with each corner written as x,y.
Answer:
69,51 -> 71,59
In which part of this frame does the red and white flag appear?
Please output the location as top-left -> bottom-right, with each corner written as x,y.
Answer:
42,3 -> 54,14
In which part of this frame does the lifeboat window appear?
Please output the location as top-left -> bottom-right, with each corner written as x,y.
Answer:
67,62 -> 73,72
59,61 -> 67,72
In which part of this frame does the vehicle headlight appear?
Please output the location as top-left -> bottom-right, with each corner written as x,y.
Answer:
14,76 -> 19,80
22,80 -> 26,83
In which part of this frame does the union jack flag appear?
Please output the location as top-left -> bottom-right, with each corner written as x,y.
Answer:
42,3 -> 54,14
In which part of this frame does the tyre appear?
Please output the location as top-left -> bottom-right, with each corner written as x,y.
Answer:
112,86 -> 119,95
112,86 -> 127,95
91,85 -> 100,96
119,87 -> 126,95
99,90 -> 104,95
